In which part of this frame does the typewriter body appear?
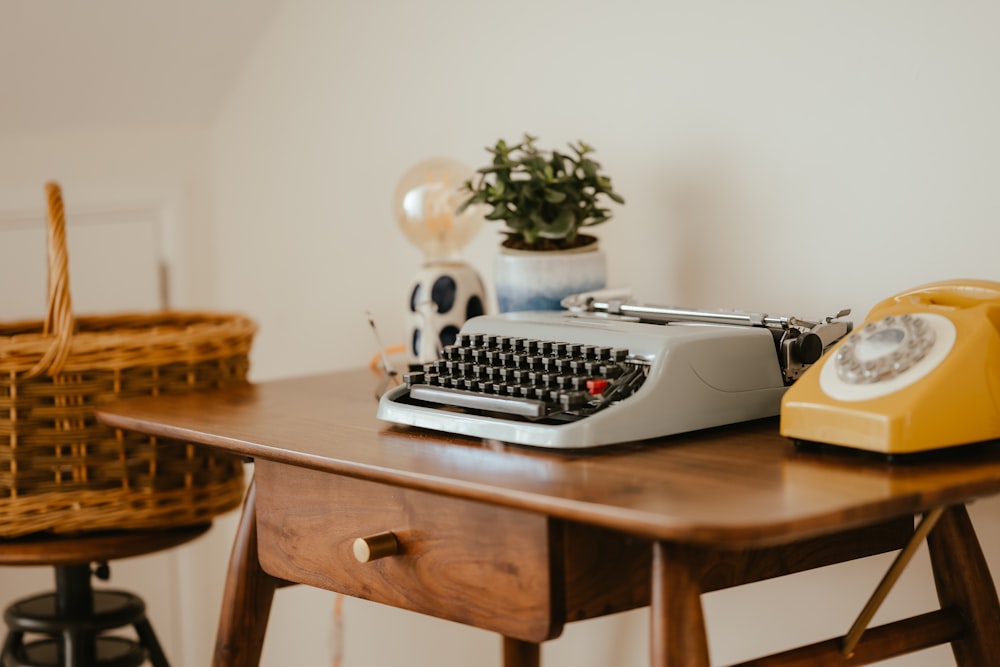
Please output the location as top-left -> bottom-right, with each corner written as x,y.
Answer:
377,291 -> 851,448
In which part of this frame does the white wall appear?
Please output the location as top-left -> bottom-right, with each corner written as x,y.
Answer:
208,1 -> 1000,666
0,126 -> 221,311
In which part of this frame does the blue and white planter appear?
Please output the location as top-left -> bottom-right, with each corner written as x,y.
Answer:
494,240 -> 607,313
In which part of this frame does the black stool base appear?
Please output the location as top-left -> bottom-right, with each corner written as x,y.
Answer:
3,636 -> 145,667
1,564 -> 169,667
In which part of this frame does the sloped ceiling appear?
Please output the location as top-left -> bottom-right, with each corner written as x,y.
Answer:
0,0 -> 284,134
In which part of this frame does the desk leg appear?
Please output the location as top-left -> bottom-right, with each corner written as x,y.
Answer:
650,541 -> 710,667
214,478 -> 284,667
503,637 -> 540,667
926,504 -> 1000,666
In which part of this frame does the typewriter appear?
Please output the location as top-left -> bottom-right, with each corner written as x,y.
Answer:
377,291 -> 852,449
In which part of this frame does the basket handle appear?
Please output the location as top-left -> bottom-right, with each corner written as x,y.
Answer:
23,182 -> 75,378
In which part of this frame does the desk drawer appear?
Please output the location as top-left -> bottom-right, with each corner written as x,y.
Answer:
254,460 -> 560,642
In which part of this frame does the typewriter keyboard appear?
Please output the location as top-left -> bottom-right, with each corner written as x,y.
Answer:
401,333 -> 648,422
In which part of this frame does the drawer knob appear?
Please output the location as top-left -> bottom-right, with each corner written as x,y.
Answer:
353,531 -> 399,563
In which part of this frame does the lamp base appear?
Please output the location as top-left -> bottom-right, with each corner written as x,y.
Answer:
406,261 -> 486,364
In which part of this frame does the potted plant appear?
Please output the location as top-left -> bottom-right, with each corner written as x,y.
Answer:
459,134 -> 625,311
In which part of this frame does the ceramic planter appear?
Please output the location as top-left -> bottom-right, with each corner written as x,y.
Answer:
494,241 -> 607,313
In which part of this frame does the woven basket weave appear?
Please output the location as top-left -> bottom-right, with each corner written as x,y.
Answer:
0,183 -> 256,537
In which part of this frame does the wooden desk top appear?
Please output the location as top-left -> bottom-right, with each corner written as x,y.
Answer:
96,369 -> 1000,548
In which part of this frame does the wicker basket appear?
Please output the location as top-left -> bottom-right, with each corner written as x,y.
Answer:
0,183 -> 256,537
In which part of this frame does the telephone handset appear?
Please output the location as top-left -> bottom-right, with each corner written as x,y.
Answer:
780,279 -> 1000,455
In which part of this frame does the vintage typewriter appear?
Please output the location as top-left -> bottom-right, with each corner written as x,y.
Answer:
377,291 -> 852,448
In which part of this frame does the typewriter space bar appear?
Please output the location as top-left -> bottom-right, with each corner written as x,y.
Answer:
409,385 -> 547,418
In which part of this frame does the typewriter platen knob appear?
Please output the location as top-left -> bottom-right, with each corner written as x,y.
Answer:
793,332 -> 824,365
353,531 -> 400,563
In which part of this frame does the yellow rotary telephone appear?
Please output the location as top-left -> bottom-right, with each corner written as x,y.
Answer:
780,279 -> 1000,455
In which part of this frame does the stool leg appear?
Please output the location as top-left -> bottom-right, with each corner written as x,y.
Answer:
55,565 -> 96,667
2,629 -> 24,665
133,617 -> 169,667
62,629 -> 82,667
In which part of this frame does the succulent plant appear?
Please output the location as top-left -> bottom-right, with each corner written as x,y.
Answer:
459,134 -> 624,250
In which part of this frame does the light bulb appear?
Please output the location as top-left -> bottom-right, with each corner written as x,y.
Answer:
393,157 -> 482,262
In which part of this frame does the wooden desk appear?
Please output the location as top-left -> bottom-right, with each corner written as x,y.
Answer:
96,370 -> 1000,666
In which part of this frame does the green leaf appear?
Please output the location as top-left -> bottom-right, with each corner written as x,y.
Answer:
485,206 -> 510,221
467,134 -> 623,242
537,208 -> 575,238
544,189 -> 567,204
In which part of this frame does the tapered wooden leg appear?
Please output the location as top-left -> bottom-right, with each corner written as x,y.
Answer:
503,637 -> 540,667
651,541 -> 710,667
926,504 -> 1000,666
214,478 -> 285,667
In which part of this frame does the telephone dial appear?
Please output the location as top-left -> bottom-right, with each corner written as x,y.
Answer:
780,279 -> 1000,455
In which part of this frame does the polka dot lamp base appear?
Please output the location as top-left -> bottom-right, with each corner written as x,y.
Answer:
407,261 -> 486,364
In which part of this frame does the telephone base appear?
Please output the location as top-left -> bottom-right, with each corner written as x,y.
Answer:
791,437 -> 1000,464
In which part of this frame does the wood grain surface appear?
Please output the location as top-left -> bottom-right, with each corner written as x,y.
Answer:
254,459 -> 561,643
96,369 -> 1000,547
